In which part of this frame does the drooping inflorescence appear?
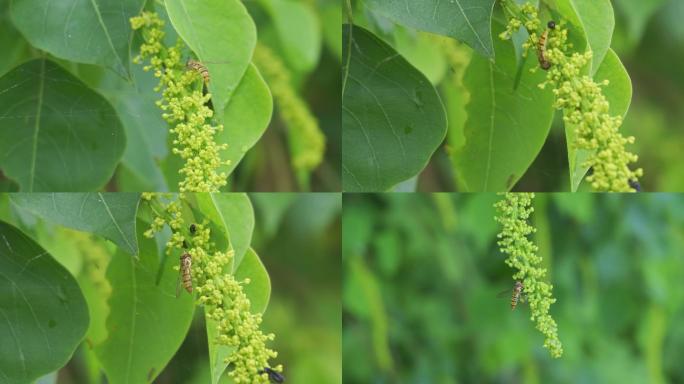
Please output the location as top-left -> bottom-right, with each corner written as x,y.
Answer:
142,193 -> 281,383
253,43 -> 325,187
131,12 -> 229,192
495,193 -> 563,358
500,1 -> 642,192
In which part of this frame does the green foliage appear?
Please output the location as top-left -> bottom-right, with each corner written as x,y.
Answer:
343,193 -> 684,383
10,193 -> 141,255
0,0 -> 337,191
343,0 -> 684,191
0,221 -> 89,384
0,59 -> 126,191
94,223 -> 194,383
9,0 -> 145,77
164,0 -> 255,114
0,193 -> 323,383
453,21 -> 554,191
364,0 -> 497,58
342,24 -> 447,191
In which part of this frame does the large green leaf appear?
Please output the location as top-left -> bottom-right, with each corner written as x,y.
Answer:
259,0 -> 322,73
566,49 -> 632,191
551,0 -> 614,75
342,25 -> 447,191
10,193 -> 141,255
206,247 -> 271,384
364,0 -> 496,58
453,24 -> 554,192
165,0 -> 256,114
95,220 -> 195,384
210,194 -> 255,270
0,0 -> 30,77
219,64 -> 273,177
0,59 -> 126,191
0,220 -> 89,384
9,0 -> 145,77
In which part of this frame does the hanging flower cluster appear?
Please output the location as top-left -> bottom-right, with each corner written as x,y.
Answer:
142,193 -> 281,383
253,43 -> 325,185
131,12 -> 229,192
500,2 -> 642,192
495,193 -> 563,358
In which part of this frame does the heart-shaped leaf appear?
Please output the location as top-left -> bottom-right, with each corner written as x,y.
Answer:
0,59 -> 126,191
342,25 -> 447,191
0,220 -> 89,384
10,193 -> 141,255
10,0 -> 145,77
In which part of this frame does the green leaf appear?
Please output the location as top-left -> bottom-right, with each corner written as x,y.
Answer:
453,24 -> 554,192
321,2 -> 343,60
9,193 -> 141,255
9,0 -> 145,77
206,247 -> 271,384
364,0 -> 496,58
210,194 -> 255,270
165,0 -> 256,114
552,0 -> 614,75
0,59 -> 126,191
0,0 -> 30,77
0,220 -> 89,384
219,64 -> 273,177
567,48 -> 632,191
95,220 -> 195,384
342,25 -> 447,191
259,0 -> 322,73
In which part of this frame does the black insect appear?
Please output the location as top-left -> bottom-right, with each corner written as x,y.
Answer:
259,367 -> 285,383
629,179 -> 642,192
189,223 -> 197,234
547,20 -> 556,30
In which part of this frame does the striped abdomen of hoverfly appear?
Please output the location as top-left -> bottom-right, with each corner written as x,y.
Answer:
511,281 -> 524,310
186,59 -> 210,84
537,21 -> 556,70
180,253 -> 193,293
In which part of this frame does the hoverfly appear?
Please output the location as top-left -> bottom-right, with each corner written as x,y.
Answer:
497,281 -> 526,310
176,253 -> 193,297
186,59 -> 210,84
537,21 -> 556,70
259,367 -> 285,383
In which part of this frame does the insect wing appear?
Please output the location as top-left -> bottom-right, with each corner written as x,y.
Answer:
496,288 -> 512,298
175,266 -> 182,298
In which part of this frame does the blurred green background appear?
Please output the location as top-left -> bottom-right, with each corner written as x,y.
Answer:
0,193 -> 341,383
358,0 -> 684,191
343,193 -> 684,383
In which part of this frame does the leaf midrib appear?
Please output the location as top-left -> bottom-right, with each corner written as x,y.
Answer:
28,59 -> 46,192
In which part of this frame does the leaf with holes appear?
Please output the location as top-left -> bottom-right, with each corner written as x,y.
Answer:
165,0 -> 257,114
342,25 -> 447,192
9,0 -> 145,77
452,22 -> 554,192
0,59 -> 126,192
0,220 -> 89,384
364,0 -> 497,58
9,193 -> 140,255
94,219 -> 195,384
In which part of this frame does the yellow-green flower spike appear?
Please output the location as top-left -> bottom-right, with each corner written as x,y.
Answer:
495,193 -> 563,358
500,1 -> 642,192
131,12 -> 229,192
142,194 -> 280,383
